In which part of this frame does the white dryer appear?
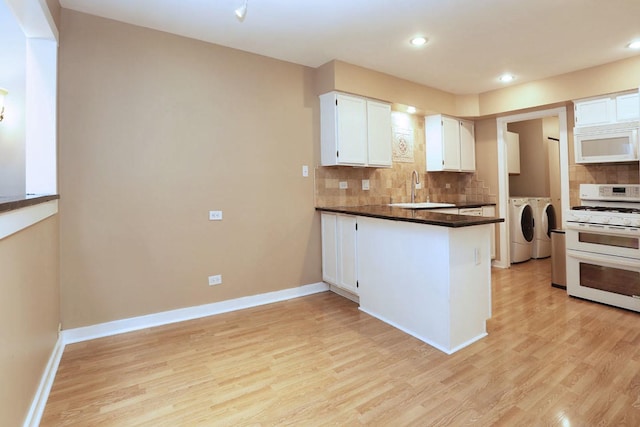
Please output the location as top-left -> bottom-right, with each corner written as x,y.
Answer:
529,197 -> 557,259
509,198 -> 534,264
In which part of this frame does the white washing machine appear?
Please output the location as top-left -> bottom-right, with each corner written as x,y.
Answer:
509,198 -> 534,264
528,197 -> 557,259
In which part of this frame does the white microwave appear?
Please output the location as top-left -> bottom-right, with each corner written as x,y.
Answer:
574,124 -> 639,163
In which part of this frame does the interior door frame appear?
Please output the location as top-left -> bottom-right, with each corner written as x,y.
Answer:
495,107 -> 569,268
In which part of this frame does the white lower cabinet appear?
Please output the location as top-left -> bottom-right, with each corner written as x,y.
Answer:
321,213 -> 358,294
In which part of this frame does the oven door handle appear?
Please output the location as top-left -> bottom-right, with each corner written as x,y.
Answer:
567,249 -> 640,269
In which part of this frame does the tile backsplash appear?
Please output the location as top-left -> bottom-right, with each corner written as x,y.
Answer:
314,112 -> 496,207
569,163 -> 640,207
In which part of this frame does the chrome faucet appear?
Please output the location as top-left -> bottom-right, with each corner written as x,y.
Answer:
411,170 -> 420,203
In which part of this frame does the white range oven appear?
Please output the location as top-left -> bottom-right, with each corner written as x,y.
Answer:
565,184 -> 640,312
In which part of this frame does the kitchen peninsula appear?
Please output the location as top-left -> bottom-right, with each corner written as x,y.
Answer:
317,205 -> 504,354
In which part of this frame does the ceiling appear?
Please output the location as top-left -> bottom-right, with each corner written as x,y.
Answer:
59,0 -> 640,95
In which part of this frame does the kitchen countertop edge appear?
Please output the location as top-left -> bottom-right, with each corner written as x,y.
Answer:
0,194 -> 60,214
316,205 -> 504,228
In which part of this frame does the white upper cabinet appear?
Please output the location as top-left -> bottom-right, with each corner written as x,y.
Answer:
574,90 -> 640,127
366,99 -> 393,167
320,92 -> 392,167
426,114 -> 476,172
506,131 -> 521,174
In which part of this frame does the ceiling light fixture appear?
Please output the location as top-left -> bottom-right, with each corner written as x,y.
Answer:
407,106 -> 417,114
499,74 -> 514,83
628,40 -> 640,49
0,88 -> 7,122
410,36 -> 427,47
235,0 -> 248,22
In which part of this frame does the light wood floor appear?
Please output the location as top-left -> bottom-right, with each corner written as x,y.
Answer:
42,259 -> 640,426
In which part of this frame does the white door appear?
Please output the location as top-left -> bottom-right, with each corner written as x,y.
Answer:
459,120 -> 475,171
336,94 -> 367,165
442,116 -> 461,170
506,131 -> 520,174
320,213 -> 338,285
366,100 -> 392,167
337,215 -> 358,294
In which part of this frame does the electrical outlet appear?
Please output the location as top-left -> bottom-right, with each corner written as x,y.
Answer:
362,179 -> 370,190
302,165 -> 309,177
445,183 -> 451,189
209,210 -> 223,221
339,181 -> 348,189
415,182 -> 422,189
208,275 -> 222,286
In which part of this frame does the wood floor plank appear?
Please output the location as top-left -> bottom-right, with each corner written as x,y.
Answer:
42,259 -> 640,426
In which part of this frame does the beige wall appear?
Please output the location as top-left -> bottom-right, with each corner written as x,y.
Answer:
0,215 -> 60,426
44,0 -> 61,30
478,55 -> 640,116
318,56 -> 640,118
318,60 -> 460,116
474,118 -> 500,259
508,119 -> 549,197
58,10 -> 321,328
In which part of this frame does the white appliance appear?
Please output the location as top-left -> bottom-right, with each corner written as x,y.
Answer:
528,197 -> 557,259
509,198 -> 534,263
573,122 -> 639,164
565,184 -> 640,312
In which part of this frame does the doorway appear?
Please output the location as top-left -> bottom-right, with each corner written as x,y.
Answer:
495,107 -> 569,268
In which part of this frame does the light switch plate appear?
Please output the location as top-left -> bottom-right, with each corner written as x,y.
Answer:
362,179 -> 370,190
302,165 -> 309,177
339,181 -> 348,189
209,210 -> 223,220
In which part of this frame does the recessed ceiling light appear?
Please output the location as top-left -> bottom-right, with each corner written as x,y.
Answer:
407,106 -> 417,114
628,40 -> 640,49
499,74 -> 515,83
410,37 -> 428,47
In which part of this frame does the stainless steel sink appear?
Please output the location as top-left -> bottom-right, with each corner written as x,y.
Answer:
388,202 -> 456,209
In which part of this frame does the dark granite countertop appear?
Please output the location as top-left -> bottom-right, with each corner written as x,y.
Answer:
0,194 -> 60,214
316,205 -> 504,228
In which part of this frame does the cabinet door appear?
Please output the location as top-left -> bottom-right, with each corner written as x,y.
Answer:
336,94 -> 367,165
574,97 -> 614,127
337,215 -> 358,294
459,120 -> 476,171
366,100 -> 392,167
616,92 -> 640,122
506,131 -> 520,174
442,116 -> 461,170
321,213 -> 338,286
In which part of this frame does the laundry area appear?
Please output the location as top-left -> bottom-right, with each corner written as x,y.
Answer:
506,117 -> 561,265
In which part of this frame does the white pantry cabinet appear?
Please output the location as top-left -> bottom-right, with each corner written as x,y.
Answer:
320,92 -> 392,167
574,90 -> 640,127
425,114 -> 475,172
321,212 -> 358,294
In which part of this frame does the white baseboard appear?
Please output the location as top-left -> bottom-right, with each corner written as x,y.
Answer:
359,306 -> 487,355
23,336 -> 65,427
62,282 -> 328,344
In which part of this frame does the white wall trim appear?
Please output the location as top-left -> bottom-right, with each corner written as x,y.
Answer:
0,200 -> 58,241
62,282 -> 329,344
23,336 -> 64,427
